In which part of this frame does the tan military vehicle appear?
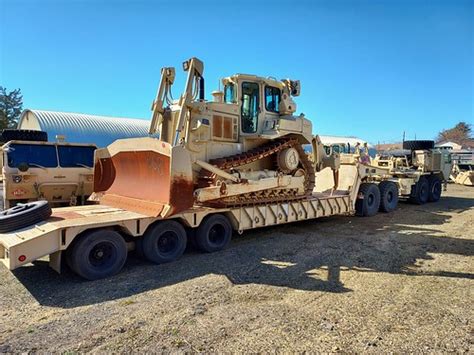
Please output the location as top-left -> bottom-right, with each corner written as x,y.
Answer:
367,140 -> 452,205
1,138 -> 96,209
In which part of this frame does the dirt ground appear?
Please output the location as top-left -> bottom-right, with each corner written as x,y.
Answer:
0,184 -> 473,353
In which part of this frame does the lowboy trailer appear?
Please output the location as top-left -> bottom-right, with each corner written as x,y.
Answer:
0,161 -> 382,280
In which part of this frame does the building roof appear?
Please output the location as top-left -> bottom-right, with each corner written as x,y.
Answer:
18,109 -> 155,147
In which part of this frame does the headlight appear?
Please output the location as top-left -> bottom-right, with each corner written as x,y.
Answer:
12,175 -> 22,183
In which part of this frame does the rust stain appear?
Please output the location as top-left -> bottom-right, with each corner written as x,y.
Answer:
94,150 -> 195,217
94,157 -> 116,192
169,176 -> 195,216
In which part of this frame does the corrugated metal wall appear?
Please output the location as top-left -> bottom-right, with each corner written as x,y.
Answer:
18,109 -> 156,147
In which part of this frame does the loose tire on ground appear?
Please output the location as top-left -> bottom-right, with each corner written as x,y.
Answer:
1,129 -> 48,143
402,140 -> 434,151
142,220 -> 187,264
68,229 -> 127,280
409,177 -> 430,205
378,181 -> 399,213
0,201 -> 52,233
355,183 -> 380,217
195,214 -> 232,253
428,175 -> 442,202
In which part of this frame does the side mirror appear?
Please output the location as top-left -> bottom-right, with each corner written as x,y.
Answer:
18,162 -> 29,172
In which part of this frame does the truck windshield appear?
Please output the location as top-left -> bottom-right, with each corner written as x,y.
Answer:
58,146 -> 95,168
7,143 -> 58,168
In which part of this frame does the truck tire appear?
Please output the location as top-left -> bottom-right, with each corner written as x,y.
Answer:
355,183 -> 380,217
142,220 -> 187,264
0,201 -> 52,233
195,214 -> 232,252
409,177 -> 429,204
402,140 -> 434,151
1,129 -> 48,143
69,229 -> 127,280
378,181 -> 399,213
428,175 -> 442,202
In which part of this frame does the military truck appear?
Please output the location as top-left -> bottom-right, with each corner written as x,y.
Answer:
1,130 -> 96,209
366,140 -> 452,206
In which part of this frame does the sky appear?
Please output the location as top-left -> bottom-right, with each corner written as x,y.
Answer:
0,0 -> 473,144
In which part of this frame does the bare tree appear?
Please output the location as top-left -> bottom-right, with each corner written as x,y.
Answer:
436,122 -> 472,146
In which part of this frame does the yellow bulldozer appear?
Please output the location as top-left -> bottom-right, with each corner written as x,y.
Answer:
92,57 -> 337,217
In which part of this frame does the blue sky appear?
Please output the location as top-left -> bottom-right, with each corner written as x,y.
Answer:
1,0 -> 472,143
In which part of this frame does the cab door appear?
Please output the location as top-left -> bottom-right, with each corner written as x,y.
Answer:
240,81 -> 261,136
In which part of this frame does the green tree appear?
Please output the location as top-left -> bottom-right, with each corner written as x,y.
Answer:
0,86 -> 23,129
436,122 -> 472,145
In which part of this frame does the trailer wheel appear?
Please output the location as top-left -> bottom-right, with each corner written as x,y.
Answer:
428,175 -> 442,202
356,183 -> 380,217
378,181 -> 399,213
409,177 -> 429,205
69,229 -> 127,280
195,214 -> 232,252
142,220 -> 187,264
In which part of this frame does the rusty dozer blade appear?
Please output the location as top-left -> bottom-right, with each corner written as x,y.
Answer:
93,137 -> 194,218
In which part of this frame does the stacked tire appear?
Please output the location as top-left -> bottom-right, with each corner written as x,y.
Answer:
0,201 -> 52,233
1,129 -> 48,143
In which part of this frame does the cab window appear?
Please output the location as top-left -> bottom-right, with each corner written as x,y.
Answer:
58,145 -> 95,168
241,82 -> 259,133
224,83 -> 236,103
265,86 -> 281,113
7,143 -> 58,168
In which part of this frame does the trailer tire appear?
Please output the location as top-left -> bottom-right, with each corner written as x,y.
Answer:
378,181 -> 399,213
402,140 -> 434,151
0,201 -> 52,233
69,230 -> 127,280
428,175 -> 442,202
195,214 -> 232,253
356,183 -> 380,217
409,177 -> 429,205
142,220 -> 187,264
1,129 -> 48,143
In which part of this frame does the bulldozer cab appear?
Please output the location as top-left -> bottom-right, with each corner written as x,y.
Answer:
220,75 -> 309,143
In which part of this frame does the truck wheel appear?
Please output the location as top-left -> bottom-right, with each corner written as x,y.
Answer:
378,181 -> 399,213
195,214 -> 232,252
0,201 -> 52,233
69,229 -> 127,280
402,140 -> 434,151
409,177 -> 429,204
142,220 -> 187,264
355,183 -> 380,217
428,175 -> 442,202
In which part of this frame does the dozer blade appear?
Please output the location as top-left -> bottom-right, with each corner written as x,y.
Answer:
93,137 -> 194,217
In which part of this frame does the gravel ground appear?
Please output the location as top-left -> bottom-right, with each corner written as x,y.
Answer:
0,184 -> 473,352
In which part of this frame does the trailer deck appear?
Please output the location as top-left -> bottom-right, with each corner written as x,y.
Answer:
0,191 -> 353,274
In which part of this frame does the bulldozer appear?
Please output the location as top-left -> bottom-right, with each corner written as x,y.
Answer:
92,57 -> 337,217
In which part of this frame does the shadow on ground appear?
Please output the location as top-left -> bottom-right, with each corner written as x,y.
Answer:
10,195 -> 474,308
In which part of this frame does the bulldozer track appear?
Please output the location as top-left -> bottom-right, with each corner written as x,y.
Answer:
197,138 -> 316,207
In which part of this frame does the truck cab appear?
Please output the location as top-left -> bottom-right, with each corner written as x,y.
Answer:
1,140 -> 96,209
